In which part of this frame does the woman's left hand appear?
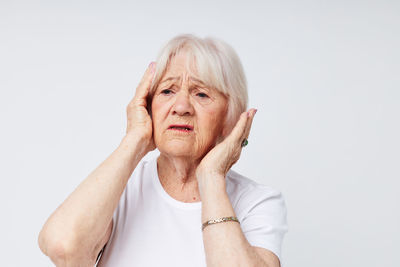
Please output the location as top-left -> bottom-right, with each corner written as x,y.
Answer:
196,108 -> 257,183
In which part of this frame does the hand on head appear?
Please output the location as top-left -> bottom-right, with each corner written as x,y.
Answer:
125,59 -> 256,178
125,62 -> 157,154
196,108 -> 257,181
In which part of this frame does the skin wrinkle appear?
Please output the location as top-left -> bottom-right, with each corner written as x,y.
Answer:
151,51 -> 228,202
152,44 -> 273,266
157,156 -> 199,196
159,76 -> 213,94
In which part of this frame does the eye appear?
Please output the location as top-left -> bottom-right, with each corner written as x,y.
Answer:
196,92 -> 209,98
161,89 -> 173,95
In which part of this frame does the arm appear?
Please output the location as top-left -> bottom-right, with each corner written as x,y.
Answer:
198,177 -> 280,267
196,109 -> 281,267
38,136 -> 147,266
38,62 -> 157,267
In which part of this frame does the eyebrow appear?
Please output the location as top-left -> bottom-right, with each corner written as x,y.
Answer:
160,76 -> 207,86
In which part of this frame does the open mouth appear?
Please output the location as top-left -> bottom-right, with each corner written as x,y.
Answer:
168,124 -> 194,132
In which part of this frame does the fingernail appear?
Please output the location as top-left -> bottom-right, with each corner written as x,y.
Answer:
254,109 -> 258,115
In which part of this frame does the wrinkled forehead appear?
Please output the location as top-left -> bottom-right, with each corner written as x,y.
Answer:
160,49 -> 218,90
163,50 -> 199,79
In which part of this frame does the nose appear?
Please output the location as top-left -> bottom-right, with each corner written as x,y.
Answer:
171,90 -> 194,116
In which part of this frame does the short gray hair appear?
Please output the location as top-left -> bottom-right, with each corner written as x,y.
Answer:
150,34 -> 248,135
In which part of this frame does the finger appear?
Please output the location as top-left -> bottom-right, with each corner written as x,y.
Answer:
242,108 -> 257,141
227,111 -> 249,145
134,62 -> 156,101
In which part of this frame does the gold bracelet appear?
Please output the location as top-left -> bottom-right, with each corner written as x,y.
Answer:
202,216 -> 240,231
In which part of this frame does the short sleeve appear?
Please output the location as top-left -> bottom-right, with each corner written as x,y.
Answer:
239,186 -> 289,263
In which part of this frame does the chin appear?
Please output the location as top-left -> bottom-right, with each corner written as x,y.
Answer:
157,140 -> 199,159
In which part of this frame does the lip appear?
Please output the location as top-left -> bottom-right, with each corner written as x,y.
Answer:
167,124 -> 194,132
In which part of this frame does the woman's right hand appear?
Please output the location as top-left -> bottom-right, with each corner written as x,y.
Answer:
125,62 -> 156,154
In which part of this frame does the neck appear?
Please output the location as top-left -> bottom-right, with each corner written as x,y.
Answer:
157,154 -> 201,202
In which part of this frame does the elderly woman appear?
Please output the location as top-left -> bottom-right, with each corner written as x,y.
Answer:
38,34 -> 288,267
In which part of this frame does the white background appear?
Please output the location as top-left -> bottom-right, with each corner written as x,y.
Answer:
1,1 -> 399,266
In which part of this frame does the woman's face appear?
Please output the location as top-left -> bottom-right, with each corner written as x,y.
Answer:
151,51 -> 228,161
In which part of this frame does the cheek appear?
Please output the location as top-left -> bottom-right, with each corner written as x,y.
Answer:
151,100 -> 169,122
207,101 -> 227,126
198,107 -> 226,139
151,103 -> 166,141
212,105 -> 228,136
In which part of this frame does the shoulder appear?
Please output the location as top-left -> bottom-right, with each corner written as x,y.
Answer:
128,155 -> 157,182
136,155 -> 156,171
225,169 -> 287,227
226,169 -> 284,202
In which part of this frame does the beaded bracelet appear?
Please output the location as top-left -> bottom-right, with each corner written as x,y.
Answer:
201,216 -> 240,231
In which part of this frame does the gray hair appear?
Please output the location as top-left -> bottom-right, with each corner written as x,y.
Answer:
150,34 -> 248,135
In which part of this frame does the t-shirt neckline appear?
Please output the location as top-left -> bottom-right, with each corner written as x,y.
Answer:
150,156 -> 202,210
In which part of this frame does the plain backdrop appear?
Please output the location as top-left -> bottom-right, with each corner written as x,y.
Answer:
1,1 -> 399,266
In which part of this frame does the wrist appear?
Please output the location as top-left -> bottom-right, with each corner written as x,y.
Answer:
197,172 -> 226,197
196,169 -> 225,183
120,134 -> 149,159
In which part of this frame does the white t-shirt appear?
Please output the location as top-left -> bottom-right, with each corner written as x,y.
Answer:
97,156 -> 288,267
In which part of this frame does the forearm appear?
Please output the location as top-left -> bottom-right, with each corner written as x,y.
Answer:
199,176 -> 268,267
38,135 -> 146,258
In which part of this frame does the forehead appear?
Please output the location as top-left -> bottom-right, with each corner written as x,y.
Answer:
159,76 -> 206,87
161,50 -> 201,81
